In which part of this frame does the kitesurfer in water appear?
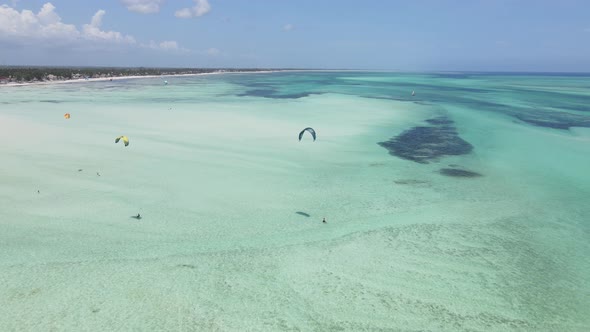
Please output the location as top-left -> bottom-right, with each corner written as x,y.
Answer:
136,213 -> 141,219
298,127 -> 317,141
322,217 -> 326,223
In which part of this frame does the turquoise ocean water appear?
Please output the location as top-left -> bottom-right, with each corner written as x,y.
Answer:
1,72 -> 589,331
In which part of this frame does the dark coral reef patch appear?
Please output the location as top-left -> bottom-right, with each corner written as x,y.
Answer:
438,168 -> 482,177
378,116 -> 473,164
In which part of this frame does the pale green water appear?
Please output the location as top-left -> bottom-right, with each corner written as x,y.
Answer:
1,72 -> 589,331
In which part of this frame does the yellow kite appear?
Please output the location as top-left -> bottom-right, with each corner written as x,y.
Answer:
64,113 -> 71,119
115,136 -> 129,146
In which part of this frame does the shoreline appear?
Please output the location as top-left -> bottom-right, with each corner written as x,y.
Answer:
0,70 -> 285,88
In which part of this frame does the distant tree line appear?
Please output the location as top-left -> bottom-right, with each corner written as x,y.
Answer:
0,66 -> 284,83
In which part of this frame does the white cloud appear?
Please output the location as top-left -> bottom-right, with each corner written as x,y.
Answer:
158,40 -> 178,50
0,2 -> 187,58
283,24 -> 294,31
206,47 -> 220,56
0,3 -> 79,44
82,10 -> 136,43
146,40 -> 182,51
175,0 -> 210,19
37,2 -> 60,24
174,8 -> 192,19
121,0 -> 164,14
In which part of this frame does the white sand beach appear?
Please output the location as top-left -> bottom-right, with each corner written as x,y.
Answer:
0,70 -> 280,87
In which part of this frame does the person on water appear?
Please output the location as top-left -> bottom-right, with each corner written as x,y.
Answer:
322,217 -> 326,223
136,213 -> 141,219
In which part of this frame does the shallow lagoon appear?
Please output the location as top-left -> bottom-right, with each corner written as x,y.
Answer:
1,72 -> 589,331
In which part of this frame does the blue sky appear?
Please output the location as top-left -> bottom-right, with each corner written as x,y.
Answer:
1,0 -> 589,71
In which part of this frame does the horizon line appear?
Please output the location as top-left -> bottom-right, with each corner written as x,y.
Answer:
2,65 -> 590,75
